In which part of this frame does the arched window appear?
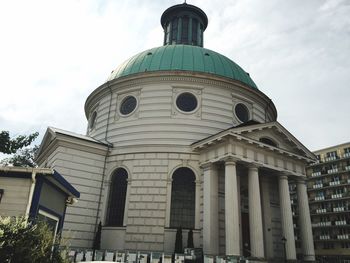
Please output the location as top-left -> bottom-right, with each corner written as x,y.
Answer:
259,137 -> 278,147
106,168 -> 128,226
170,167 -> 196,229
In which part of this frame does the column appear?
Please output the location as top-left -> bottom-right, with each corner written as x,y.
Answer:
203,163 -> 219,255
165,179 -> 172,227
296,178 -> 315,261
248,166 -> 265,258
261,177 -> 274,259
279,175 -> 297,260
224,160 -> 240,256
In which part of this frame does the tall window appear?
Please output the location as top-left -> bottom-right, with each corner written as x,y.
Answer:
171,18 -> 178,44
181,16 -> 189,44
170,167 -> 196,229
106,168 -> 128,226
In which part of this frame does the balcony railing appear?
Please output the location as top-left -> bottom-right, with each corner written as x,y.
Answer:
337,234 -> 349,240
316,208 -> 327,214
344,152 -> 350,158
333,207 -> 345,212
335,220 -> 347,226
315,196 -> 325,201
313,221 -> 332,227
313,183 -> 323,189
312,171 -> 322,177
325,156 -> 337,162
319,235 -> 331,240
331,193 -> 343,199
329,181 -> 340,186
327,168 -> 339,174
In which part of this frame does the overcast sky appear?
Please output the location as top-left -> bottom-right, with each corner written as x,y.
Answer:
0,0 -> 349,152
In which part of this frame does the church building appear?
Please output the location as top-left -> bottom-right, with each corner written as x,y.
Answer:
36,3 -> 316,261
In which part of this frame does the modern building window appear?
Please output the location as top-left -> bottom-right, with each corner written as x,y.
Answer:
170,167 -> 196,229
89,111 -> 97,129
120,96 -> 137,116
37,210 -> 59,240
176,92 -> 198,112
106,168 -> 128,226
259,137 -> 277,147
234,103 -> 250,123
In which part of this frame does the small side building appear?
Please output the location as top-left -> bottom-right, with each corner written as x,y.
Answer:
0,166 -> 80,236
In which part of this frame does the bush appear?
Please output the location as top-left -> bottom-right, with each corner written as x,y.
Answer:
0,216 -> 69,263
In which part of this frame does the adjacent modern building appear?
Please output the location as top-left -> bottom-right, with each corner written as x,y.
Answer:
306,142 -> 350,258
0,166 -> 80,237
35,3 -> 316,261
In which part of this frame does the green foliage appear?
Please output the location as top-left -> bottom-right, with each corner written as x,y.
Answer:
187,229 -> 194,248
0,131 -> 39,154
0,216 -> 69,263
1,145 -> 39,167
174,227 -> 183,253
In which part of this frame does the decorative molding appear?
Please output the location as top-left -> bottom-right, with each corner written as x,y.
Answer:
85,72 -> 277,121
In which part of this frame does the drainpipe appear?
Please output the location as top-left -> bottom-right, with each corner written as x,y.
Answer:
25,170 -> 37,219
93,82 -> 113,238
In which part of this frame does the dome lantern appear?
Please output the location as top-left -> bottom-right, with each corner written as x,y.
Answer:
161,3 -> 208,47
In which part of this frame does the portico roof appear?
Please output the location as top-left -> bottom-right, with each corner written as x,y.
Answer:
192,121 -> 316,163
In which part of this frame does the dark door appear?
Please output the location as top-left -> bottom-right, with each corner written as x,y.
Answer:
241,212 -> 251,257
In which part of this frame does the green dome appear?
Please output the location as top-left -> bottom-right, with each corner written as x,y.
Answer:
108,45 -> 258,89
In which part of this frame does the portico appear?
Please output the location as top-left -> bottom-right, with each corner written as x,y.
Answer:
193,121 -> 316,261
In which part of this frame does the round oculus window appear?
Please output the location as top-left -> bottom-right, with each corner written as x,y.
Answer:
235,103 -> 250,122
120,96 -> 137,115
176,92 -> 198,112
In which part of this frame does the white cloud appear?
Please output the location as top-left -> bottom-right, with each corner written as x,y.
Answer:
0,0 -> 349,151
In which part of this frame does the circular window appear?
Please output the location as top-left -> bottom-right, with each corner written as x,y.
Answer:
120,96 -> 137,115
89,111 -> 97,129
176,92 -> 198,112
235,103 -> 250,122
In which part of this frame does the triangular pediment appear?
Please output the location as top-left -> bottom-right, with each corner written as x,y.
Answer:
192,121 -> 316,161
36,127 -> 109,165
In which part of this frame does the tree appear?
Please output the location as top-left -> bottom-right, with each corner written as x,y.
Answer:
1,145 -> 39,167
187,229 -> 194,248
174,227 -> 183,253
0,216 -> 69,263
0,131 -> 38,154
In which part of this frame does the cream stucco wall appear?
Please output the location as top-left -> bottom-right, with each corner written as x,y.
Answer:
0,177 -> 31,217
